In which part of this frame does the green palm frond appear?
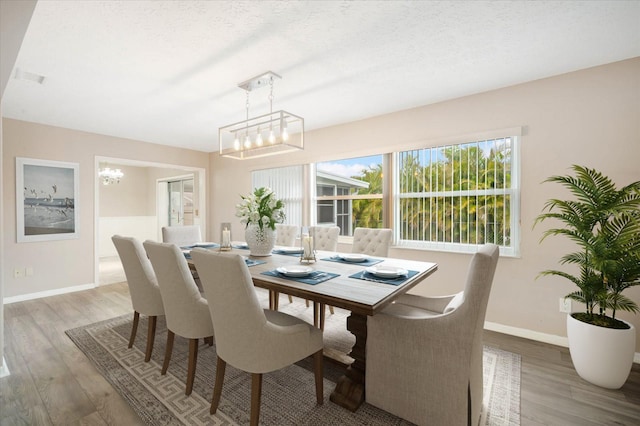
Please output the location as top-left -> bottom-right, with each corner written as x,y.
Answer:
534,165 -> 640,321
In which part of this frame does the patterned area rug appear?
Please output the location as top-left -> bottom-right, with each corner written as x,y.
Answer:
66,294 -> 520,425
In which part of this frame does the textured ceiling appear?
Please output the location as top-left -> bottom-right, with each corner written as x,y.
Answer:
3,1 -> 639,153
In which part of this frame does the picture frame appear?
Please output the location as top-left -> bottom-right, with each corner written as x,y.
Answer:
16,157 -> 79,242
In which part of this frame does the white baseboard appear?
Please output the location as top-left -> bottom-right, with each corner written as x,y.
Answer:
3,283 -> 96,305
485,321 -> 640,364
0,357 -> 10,378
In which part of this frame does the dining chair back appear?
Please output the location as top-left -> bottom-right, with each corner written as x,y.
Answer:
191,249 -> 324,425
352,227 -> 392,257
143,240 -> 214,395
310,226 -> 340,251
365,244 -> 500,426
162,224 -> 203,290
275,224 -> 298,246
161,225 -> 202,247
111,235 -> 164,362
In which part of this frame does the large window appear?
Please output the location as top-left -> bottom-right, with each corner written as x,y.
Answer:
315,155 -> 383,236
395,137 -> 518,254
249,133 -> 519,255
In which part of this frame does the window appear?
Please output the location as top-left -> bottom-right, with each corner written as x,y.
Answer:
315,155 -> 384,236
249,132 -> 519,255
395,136 -> 519,255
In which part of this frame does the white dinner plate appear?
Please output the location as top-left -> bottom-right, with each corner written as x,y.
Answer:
276,266 -> 314,277
365,265 -> 408,278
277,246 -> 304,254
339,253 -> 369,262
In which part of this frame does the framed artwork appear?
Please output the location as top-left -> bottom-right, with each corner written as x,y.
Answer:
16,157 -> 79,242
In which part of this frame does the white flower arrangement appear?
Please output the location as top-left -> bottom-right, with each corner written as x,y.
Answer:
236,187 -> 285,231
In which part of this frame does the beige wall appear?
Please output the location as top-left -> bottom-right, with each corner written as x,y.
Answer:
211,58 -> 640,351
2,119 -> 208,298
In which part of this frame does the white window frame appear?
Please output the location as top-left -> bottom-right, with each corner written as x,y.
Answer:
393,136 -> 520,256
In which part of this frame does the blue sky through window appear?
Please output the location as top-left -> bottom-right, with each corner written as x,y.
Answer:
317,154 -> 383,179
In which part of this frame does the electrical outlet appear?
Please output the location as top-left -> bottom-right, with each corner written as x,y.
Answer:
559,297 -> 572,313
14,268 -> 24,279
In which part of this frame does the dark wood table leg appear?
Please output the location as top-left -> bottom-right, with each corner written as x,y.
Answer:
330,312 -> 367,411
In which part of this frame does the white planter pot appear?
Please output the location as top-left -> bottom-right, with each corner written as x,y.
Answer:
567,314 -> 636,389
245,224 -> 276,257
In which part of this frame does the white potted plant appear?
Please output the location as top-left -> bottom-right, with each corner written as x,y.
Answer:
236,187 -> 285,256
535,165 -> 640,389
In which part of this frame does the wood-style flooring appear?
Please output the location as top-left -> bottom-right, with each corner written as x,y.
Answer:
1,281 -> 639,425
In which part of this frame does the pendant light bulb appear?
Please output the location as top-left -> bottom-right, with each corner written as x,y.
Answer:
256,127 -> 263,146
244,134 -> 251,149
233,134 -> 240,151
268,128 -> 276,144
281,119 -> 289,142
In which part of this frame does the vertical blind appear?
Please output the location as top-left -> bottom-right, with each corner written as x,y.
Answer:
252,165 -> 304,226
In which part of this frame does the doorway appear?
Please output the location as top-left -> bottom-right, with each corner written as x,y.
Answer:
168,178 -> 194,226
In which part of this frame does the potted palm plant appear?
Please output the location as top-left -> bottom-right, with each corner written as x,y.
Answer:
535,165 -> 640,389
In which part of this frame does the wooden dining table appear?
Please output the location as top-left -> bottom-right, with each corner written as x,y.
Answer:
189,247 -> 438,412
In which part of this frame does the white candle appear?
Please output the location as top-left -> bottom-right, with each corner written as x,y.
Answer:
222,228 -> 230,246
303,236 -> 313,257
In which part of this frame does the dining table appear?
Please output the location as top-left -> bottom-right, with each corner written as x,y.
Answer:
187,244 -> 438,412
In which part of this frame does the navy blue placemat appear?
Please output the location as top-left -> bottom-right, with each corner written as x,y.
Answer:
232,243 -> 250,250
272,249 -> 305,256
348,269 -> 419,286
245,258 -> 266,267
181,243 -> 220,250
261,270 -> 339,285
321,256 -> 384,266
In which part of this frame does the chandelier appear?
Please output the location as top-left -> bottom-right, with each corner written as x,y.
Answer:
98,167 -> 124,185
219,71 -> 304,160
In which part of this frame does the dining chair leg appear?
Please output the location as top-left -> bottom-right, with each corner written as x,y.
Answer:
210,356 -> 226,414
161,330 -> 175,375
313,349 -> 324,404
128,311 -> 140,348
250,373 -> 263,426
204,336 -> 213,346
305,299 -> 310,307
329,305 -> 334,315
144,315 -> 157,362
186,338 -> 199,395
287,294 -> 293,303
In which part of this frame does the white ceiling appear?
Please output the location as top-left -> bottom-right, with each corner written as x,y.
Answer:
3,0 -> 639,153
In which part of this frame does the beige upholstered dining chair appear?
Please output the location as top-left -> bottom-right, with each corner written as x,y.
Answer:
111,235 -> 165,362
161,225 -> 202,247
365,244 -> 499,426
191,249 -> 324,426
308,226 -> 340,320
275,223 -> 298,246
310,226 -> 340,251
352,227 -> 392,257
162,224 -> 203,290
143,240 -> 214,396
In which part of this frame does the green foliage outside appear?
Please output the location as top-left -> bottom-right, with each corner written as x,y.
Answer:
349,141 -> 513,246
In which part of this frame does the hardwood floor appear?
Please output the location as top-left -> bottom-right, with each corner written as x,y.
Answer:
1,281 -> 639,425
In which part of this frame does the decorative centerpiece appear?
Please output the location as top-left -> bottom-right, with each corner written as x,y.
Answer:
236,187 -> 285,257
300,227 -> 316,263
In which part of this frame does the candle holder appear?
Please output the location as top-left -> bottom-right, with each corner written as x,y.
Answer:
300,226 -> 316,264
220,222 -> 232,251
